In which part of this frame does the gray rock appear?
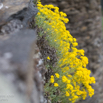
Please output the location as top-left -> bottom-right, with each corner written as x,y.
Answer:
0,0 -> 38,26
0,29 -> 37,76
0,29 -> 45,103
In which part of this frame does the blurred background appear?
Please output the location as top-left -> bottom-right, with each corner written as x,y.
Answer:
101,0 -> 103,13
101,0 -> 103,26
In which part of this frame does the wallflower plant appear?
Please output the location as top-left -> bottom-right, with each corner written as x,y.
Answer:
35,0 -> 96,103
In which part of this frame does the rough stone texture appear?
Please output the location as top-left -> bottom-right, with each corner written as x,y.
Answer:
0,29 -> 45,103
0,0 -> 38,27
0,74 -> 27,103
1,19 -> 23,35
0,0 -> 29,25
0,1 -> 45,103
41,0 -> 103,103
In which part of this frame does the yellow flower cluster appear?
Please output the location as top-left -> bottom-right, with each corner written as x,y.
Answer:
55,73 -> 60,78
50,75 -> 59,87
50,75 -> 54,83
36,1 -> 96,103
47,56 -> 50,60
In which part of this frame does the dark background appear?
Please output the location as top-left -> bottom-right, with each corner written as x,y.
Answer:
101,0 -> 103,12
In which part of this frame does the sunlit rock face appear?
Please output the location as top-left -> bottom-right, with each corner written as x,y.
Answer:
0,0 -> 38,27
0,1 -> 44,103
0,29 -> 45,103
0,0 -> 38,35
0,0 -> 30,25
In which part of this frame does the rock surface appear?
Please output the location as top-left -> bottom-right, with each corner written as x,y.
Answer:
0,1 -> 45,103
0,0 -> 29,25
0,0 -> 38,27
0,29 -> 44,103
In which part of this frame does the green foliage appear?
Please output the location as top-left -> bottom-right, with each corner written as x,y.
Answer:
35,1 -> 96,103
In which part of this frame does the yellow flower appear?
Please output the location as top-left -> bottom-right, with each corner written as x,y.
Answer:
72,42 -> 78,47
65,91 -> 70,97
81,56 -> 88,66
36,1 -> 96,101
62,75 -> 68,83
47,4 -> 55,9
54,83 -> 59,87
77,49 -> 85,56
90,77 -> 95,84
72,47 -> 77,52
37,12 -> 41,15
62,67 -> 69,72
55,73 -> 60,78
50,75 -> 54,83
82,89 -> 87,100
60,11 -> 67,17
67,80 -> 71,84
63,18 -> 69,23
68,75 -> 72,78
73,38 -> 76,42
68,38 -> 73,42
51,75 -> 54,78
73,95 -> 79,100
66,84 -> 73,90
50,78 -> 54,83
37,3 -> 43,7
47,56 -> 50,60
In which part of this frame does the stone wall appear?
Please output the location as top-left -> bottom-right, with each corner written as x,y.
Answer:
0,1 -> 45,103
